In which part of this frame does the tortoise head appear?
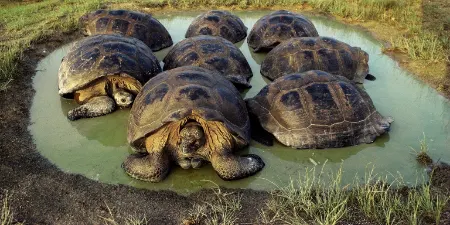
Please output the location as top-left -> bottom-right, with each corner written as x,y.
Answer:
110,75 -> 142,108
354,47 -> 370,83
113,90 -> 134,108
177,120 -> 206,169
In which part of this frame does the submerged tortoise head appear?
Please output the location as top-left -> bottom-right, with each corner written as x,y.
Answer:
163,35 -> 253,89
185,10 -> 248,43
124,66 -> 264,182
260,37 -> 372,83
58,34 -> 161,120
246,70 -> 393,149
248,10 -> 319,52
79,9 -> 173,51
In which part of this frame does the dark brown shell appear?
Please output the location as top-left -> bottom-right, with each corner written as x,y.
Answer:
128,66 -> 250,152
162,35 -> 252,88
247,10 -> 319,52
79,9 -> 173,51
185,10 -> 247,43
58,34 -> 161,97
246,70 -> 392,149
260,37 -> 369,83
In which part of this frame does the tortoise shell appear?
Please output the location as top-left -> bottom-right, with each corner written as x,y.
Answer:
128,66 -> 250,151
162,35 -> 253,88
185,10 -> 248,43
247,10 -> 319,52
260,37 -> 369,83
79,9 -> 173,51
58,34 -> 161,97
246,70 -> 392,149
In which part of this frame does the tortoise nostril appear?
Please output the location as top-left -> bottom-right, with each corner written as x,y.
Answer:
121,98 -> 126,103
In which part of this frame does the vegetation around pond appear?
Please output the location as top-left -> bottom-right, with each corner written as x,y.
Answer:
0,0 -> 449,95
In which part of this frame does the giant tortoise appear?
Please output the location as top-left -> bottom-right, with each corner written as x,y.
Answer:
246,70 -> 393,149
58,34 -> 161,120
185,10 -> 248,43
79,9 -> 173,51
260,36 -> 375,83
248,10 -> 319,52
163,35 -> 253,89
124,66 -> 265,182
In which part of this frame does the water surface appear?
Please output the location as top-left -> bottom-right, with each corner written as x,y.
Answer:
30,10 -> 450,194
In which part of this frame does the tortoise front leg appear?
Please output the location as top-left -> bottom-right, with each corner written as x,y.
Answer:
203,121 -> 265,180
67,96 -> 116,121
211,153 -> 265,180
122,153 -> 170,182
122,127 -> 171,182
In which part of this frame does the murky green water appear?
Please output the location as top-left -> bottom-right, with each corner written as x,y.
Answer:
30,11 -> 450,194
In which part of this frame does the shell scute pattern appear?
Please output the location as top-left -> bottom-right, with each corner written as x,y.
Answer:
246,70 -> 392,149
58,34 -> 161,96
186,10 -> 248,43
80,9 -> 173,51
261,37 -> 369,83
248,10 -> 319,52
163,36 -> 252,88
128,66 -> 250,151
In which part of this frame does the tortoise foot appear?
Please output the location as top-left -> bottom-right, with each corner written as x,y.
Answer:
212,154 -> 265,180
122,153 -> 170,182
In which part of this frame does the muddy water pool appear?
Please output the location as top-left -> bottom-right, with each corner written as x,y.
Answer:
30,11 -> 450,194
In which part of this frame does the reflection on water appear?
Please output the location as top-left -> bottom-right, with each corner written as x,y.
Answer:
59,98 -> 129,148
30,10 -> 450,194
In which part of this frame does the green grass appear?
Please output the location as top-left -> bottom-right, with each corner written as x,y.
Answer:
307,0 -> 447,63
0,0 -> 104,83
410,133 -> 434,166
259,166 -> 348,225
184,186 -> 242,225
257,164 -> 449,225
307,0 -> 418,23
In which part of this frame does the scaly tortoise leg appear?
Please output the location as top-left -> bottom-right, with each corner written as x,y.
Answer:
204,121 -> 265,180
67,96 -> 116,121
211,153 -> 265,180
122,127 -> 171,182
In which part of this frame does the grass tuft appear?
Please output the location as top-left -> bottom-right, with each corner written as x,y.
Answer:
258,164 -> 450,225
99,202 -> 148,225
411,133 -> 433,166
1,191 -> 23,225
259,164 -> 348,225
1,192 -> 13,225
390,32 -> 447,62
184,187 -> 242,225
